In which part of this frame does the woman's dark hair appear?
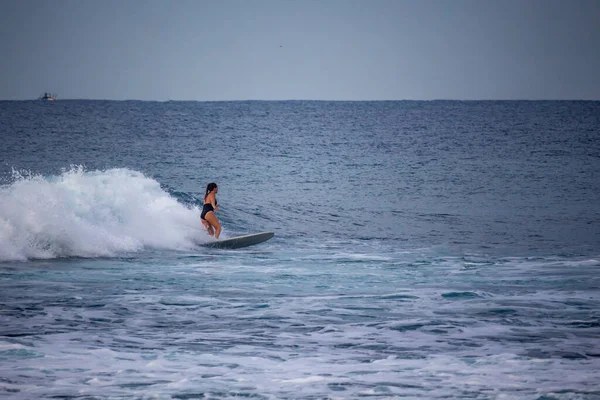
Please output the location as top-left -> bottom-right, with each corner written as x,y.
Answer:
204,182 -> 218,200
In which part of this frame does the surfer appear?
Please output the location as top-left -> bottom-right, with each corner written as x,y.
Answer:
201,182 -> 221,238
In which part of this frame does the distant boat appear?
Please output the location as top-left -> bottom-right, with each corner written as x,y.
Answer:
39,92 -> 57,101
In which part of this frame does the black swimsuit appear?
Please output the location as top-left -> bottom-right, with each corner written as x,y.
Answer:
201,199 -> 217,220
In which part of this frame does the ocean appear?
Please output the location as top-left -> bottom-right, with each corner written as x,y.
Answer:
1,100 -> 599,399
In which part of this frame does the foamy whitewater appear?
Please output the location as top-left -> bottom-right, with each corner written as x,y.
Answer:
1,100 -> 599,399
0,167 -> 203,261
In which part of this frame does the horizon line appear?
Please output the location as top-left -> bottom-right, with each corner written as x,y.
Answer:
2,98 -> 599,102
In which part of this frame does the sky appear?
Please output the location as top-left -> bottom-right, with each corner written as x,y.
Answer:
1,0 -> 599,101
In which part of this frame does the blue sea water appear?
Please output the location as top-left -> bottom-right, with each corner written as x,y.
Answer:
0,100 -> 599,399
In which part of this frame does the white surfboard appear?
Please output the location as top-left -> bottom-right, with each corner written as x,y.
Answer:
200,232 -> 274,249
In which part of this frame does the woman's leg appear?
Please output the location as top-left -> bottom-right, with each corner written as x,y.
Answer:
201,218 -> 215,236
204,212 -> 221,239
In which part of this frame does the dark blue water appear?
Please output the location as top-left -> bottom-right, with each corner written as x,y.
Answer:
1,101 -> 599,399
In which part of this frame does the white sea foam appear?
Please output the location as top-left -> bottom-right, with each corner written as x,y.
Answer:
0,167 -> 205,261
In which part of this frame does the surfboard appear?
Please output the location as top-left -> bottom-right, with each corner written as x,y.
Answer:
200,232 -> 274,249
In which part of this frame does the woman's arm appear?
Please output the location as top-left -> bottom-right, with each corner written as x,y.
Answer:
210,194 -> 219,211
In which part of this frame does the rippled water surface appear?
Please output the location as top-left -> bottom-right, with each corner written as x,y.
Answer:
1,101 -> 599,399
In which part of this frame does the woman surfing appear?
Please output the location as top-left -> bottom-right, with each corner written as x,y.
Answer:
200,182 -> 221,239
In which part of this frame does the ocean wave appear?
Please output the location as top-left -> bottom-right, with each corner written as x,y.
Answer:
0,167 -> 205,261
